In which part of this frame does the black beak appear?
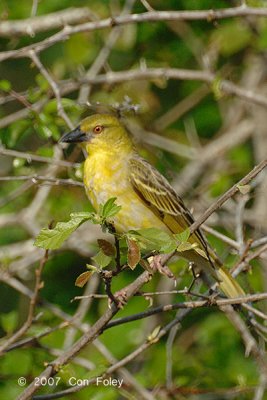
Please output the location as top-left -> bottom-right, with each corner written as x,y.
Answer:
59,126 -> 88,144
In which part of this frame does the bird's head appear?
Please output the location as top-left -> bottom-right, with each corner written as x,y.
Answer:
59,114 -> 133,154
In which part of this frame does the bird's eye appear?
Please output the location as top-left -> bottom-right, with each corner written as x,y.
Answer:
93,125 -> 103,134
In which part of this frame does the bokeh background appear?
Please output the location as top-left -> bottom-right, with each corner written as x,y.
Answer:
1,0 -> 267,399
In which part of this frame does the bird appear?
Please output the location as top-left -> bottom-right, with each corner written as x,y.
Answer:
59,113 -> 244,298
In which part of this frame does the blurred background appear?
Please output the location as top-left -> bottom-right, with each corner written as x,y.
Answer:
1,0 -> 267,399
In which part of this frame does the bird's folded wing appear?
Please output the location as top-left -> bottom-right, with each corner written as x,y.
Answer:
129,155 -> 208,252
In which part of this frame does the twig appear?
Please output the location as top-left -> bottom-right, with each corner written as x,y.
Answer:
29,51 -> 73,128
17,270 -> 153,400
105,293 -> 267,330
2,7 -> 267,61
0,175 -> 83,187
77,68 -> 267,108
5,321 -> 70,352
242,303 -> 267,321
235,194 -> 249,253
202,224 -> 240,250
0,147 -> 79,167
78,0 -> 135,102
232,242 -> 267,277
0,250 -> 48,355
0,271 -> 154,400
0,8 -> 95,37
189,159 -> 267,235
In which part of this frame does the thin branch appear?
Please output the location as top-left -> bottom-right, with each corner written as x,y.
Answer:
0,175 -> 83,187
0,250 -> 48,355
29,51 -> 73,128
0,8 -> 95,37
17,270 -> 153,400
0,271 -> 154,400
0,147 -> 79,167
202,224 -> 240,250
1,6 -> 267,61
189,159 -> 267,235
78,68 -> 267,108
78,0 -> 135,102
106,293 -> 267,330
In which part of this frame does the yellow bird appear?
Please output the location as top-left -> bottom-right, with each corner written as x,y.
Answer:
60,114 -> 244,298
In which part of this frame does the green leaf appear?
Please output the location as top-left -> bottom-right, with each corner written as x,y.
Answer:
0,311 -> 18,334
44,98 -> 79,114
127,239 -> 141,270
211,21 -> 251,56
174,228 -> 191,243
177,241 -> 195,252
131,228 -> 175,253
99,197 -> 121,219
34,212 -> 97,250
92,250 -> 112,269
0,79 -> 11,92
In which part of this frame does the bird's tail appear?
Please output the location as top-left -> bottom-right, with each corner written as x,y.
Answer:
216,265 -> 245,298
183,249 -> 245,298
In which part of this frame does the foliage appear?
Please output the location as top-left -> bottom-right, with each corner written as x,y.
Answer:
0,1 -> 267,399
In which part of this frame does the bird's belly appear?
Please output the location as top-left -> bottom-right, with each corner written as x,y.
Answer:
113,194 -> 169,233
84,174 -> 168,233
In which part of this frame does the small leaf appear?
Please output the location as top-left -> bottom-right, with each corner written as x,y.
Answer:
174,228 -> 191,243
147,325 -> 161,342
34,212 -> 96,250
237,184 -> 251,195
177,241 -> 195,252
160,240 -> 177,253
75,271 -> 93,287
0,79 -> 11,92
92,250 -> 112,269
195,247 -> 209,260
127,239 -> 141,270
100,197 -> 121,219
0,311 -> 18,334
97,239 -> 115,256
133,228 -> 174,253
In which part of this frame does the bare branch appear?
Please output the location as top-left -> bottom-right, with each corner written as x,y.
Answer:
0,250 -> 48,355
0,146 -> 79,168
1,6 -> 267,61
29,51 -> 73,128
189,159 -> 267,235
0,8 -> 95,37
0,175 -> 83,187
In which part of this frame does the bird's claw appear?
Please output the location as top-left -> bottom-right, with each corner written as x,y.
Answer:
149,254 -> 176,281
108,289 -> 127,309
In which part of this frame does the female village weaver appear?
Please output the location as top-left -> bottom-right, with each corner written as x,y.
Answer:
59,114 -> 244,299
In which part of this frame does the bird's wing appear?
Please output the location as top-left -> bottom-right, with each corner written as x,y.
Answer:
129,155 -> 208,251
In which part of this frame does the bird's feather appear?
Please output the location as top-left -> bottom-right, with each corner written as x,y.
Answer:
129,155 -> 208,251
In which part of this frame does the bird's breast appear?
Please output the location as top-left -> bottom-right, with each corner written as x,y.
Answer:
83,154 -> 169,233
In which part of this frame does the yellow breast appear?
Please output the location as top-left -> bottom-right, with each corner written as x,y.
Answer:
83,151 -> 168,233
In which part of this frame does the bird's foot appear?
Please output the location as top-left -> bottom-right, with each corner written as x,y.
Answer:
148,254 -> 176,282
108,288 -> 127,309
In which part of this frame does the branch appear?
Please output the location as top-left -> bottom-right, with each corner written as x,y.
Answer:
79,68 -> 267,108
29,51 -> 73,128
0,146 -> 79,167
0,8 -> 95,37
105,293 -> 267,330
17,270 -> 153,400
0,250 -> 48,355
0,175 -> 83,187
1,6 -> 267,61
189,159 -> 267,235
